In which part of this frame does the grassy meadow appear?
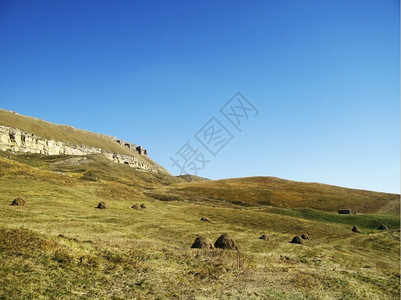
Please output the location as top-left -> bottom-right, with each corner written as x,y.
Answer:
0,152 -> 399,299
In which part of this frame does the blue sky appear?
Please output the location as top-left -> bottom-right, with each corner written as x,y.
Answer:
0,0 -> 399,193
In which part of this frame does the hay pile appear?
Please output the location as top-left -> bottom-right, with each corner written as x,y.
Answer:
96,201 -> 108,209
301,234 -> 309,240
132,204 -> 142,210
10,197 -> 26,206
191,236 -> 215,249
289,236 -> 302,244
214,233 -> 238,250
378,224 -> 388,230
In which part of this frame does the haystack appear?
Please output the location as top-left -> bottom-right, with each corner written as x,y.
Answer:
191,236 -> 215,249
301,234 -> 309,240
214,233 -> 238,250
140,203 -> 147,209
132,204 -> 142,210
352,226 -> 361,233
378,224 -> 388,230
289,236 -> 303,244
259,234 -> 269,240
96,201 -> 108,209
10,197 -> 26,206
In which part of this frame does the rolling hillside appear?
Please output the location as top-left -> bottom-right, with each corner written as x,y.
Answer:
147,177 -> 399,214
0,152 -> 399,299
0,110 -> 399,299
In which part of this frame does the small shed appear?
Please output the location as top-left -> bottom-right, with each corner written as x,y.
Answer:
338,209 -> 351,214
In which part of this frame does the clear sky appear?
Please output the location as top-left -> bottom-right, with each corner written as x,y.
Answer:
0,0 -> 399,193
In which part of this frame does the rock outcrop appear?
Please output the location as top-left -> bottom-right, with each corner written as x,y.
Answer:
0,125 -> 164,173
114,139 -> 148,156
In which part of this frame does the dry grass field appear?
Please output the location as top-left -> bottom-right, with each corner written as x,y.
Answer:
157,177 -> 399,214
0,151 -> 399,299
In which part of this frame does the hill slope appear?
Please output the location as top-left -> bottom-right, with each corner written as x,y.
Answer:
0,109 -> 399,298
149,176 -> 400,214
0,109 -> 166,173
0,109 -> 398,214
0,153 -> 399,299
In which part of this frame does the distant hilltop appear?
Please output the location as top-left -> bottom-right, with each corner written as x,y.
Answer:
0,109 -> 166,173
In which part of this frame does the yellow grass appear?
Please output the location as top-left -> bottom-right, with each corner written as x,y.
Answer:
150,176 -> 399,214
0,152 -> 399,299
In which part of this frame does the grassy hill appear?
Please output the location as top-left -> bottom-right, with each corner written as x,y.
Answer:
0,109 -> 166,172
0,112 -> 399,299
0,152 -> 399,299
147,177 -> 399,214
175,174 -> 210,182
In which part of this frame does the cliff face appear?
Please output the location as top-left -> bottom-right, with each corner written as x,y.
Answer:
0,124 -> 164,173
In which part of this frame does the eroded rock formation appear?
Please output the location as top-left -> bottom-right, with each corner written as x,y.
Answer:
0,125 -> 163,173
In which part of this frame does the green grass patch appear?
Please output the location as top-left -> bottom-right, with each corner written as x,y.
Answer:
265,207 -> 400,231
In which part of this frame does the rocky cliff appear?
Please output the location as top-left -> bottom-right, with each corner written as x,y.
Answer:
0,124 -> 164,173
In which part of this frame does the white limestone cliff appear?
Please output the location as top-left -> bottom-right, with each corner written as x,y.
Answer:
0,125 -> 164,173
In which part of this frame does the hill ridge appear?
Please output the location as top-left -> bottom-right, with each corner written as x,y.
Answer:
0,109 -> 166,173
162,176 -> 400,214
